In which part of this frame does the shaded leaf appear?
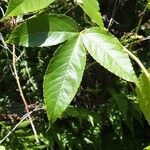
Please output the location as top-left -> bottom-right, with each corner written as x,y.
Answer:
109,89 -> 128,117
4,0 -> 55,18
44,35 -> 86,123
136,69 -> 150,124
64,106 -> 101,125
75,0 -> 104,27
82,27 -> 137,83
7,14 -> 78,47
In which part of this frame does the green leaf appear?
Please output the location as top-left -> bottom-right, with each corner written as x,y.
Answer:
64,106 -> 101,125
0,146 -> 5,150
44,34 -> 86,123
17,120 -> 30,129
4,0 -> 55,18
7,14 -> 78,47
75,0 -> 104,27
82,27 -> 137,83
129,103 -> 143,126
109,89 -> 128,117
136,69 -> 150,124
145,145 -> 150,150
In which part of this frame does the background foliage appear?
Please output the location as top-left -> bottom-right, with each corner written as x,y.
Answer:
0,0 -> 150,149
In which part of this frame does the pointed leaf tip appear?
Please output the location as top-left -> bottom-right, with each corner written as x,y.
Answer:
76,0 -> 104,27
82,27 -> 137,83
44,34 -> 86,123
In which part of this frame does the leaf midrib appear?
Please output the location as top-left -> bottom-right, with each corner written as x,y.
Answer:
50,36 -> 81,121
85,34 -> 132,71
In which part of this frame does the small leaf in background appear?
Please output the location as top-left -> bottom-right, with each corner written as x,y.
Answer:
44,34 -> 86,123
7,14 -> 78,47
64,106 -> 101,125
4,0 -> 55,18
109,89 -> 128,118
129,103 -> 143,126
75,0 -> 104,27
82,27 -> 137,83
136,69 -> 150,124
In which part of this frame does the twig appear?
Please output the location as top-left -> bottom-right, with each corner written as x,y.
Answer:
0,33 -> 9,49
12,45 -> 39,143
64,5 -> 77,14
0,6 -> 5,17
108,0 -> 120,30
135,3 -> 148,34
128,1 -> 148,53
0,107 -> 43,144
126,2 -> 150,81
16,48 -> 26,62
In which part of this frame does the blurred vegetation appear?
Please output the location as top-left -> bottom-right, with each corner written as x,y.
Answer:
0,0 -> 150,149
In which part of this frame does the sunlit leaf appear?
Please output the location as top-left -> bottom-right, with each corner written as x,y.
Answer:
82,27 -> 137,83
0,146 -> 5,150
75,0 -> 104,27
4,0 -> 55,18
145,145 -> 150,150
136,69 -> 150,124
7,14 -> 78,47
44,34 -> 86,123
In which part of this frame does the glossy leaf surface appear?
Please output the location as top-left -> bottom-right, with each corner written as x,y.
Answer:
76,0 -> 104,27
82,27 -> 137,83
44,35 -> 86,122
7,14 -> 78,47
4,0 -> 55,18
136,70 -> 150,124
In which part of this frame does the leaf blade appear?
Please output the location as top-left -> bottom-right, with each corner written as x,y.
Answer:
76,0 -> 104,27
82,27 -> 137,83
4,0 -> 55,18
7,14 -> 78,47
136,69 -> 150,124
44,34 -> 86,123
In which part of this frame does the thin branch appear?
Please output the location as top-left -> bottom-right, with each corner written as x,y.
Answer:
16,48 -> 26,62
12,45 -> 39,143
135,3 -> 148,34
0,6 -> 5,17
0,107 -> 43,144
0,33 -> 9,49
126,3 -> 150,81
64,5 -> 77,14
108,0 -> 120,30
129,2 -> 149,52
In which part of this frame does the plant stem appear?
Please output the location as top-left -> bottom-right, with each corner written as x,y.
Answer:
124,48 -> 150,81
0,107 -> 43,144
126,2 -> 150,82
12,45 -> 39,144
135,3 -> 148,34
